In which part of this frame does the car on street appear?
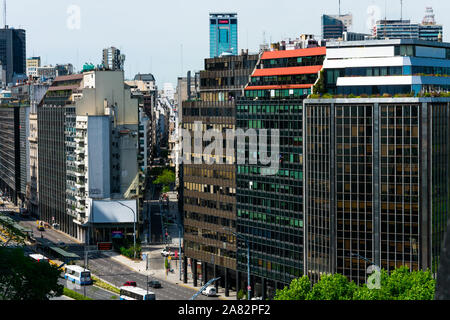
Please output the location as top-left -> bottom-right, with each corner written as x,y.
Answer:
201,286 -> 217,297
148,280 -> 162,289
122,281 -> 137,287
161,249 -> 176,257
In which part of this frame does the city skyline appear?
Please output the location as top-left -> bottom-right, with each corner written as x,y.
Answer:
4,0 -> 449,85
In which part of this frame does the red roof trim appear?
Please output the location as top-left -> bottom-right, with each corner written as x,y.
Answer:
245,84 -> 314,91
261,47 -> 326,60
252,65 -> 323,77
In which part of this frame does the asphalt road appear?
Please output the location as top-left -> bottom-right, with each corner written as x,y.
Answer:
5,211 -> 215,300
85,252 -> 216,301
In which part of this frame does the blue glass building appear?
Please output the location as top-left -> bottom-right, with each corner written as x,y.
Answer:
209,13 -> 238,58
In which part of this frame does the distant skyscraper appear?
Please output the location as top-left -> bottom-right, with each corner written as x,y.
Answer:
375,8 -> 443,41
322,14 -> 347,40
0,26 -> 26,85
209,13 -> 238,58
102,47 -> 125,71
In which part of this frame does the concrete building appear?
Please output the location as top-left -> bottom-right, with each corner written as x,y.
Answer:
38,74 -> 84,237
27,83 -> 49,218
102,47 -> 125,71
67,70 -> 140,243
26,57 -> 41,78
181,51 -> 259,296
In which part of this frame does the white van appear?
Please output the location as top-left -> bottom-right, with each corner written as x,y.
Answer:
202,286 -> 216,297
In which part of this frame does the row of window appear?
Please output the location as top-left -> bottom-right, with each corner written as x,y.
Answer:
245,88 -> 311,99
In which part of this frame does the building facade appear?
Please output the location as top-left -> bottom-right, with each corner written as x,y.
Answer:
322,15 -> 347,40
236,45 -> 326,298
322,39 -> 450,96
102,47 -> 125,71
304,97 -> 450,285
181,52 -> 258,296
38,74 -> 84,237
209,13 -> 238,58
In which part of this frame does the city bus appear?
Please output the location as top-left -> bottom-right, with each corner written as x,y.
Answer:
29,254 -> 49,263
119,286 -> 156,300
64,265 -> 92,285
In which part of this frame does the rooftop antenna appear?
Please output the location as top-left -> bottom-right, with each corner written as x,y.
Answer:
400,0 -> 403,21
3,0 -> 6,28
384,0 -> 387,39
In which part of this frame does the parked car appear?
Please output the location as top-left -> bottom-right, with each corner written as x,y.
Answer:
122,281 -> 137,287
201,286 -> 217,297
148,280 -> 162,289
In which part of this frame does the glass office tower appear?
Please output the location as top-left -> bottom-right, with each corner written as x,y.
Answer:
209,13 -> 238,58
304,97 -> 450,285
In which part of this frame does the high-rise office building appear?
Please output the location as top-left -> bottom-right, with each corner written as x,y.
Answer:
181,52 -> 258,296
322,14 -> 347,40
375,8 -> 443,41
235,45 -> 326,298
0,26 -> 26,85
102,47 -> 125,71
209,13 -> 238,58
304,96 -> 450,285
303,39 -> 450,285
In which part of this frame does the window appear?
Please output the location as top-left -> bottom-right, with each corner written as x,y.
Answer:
219,28 -> 229,43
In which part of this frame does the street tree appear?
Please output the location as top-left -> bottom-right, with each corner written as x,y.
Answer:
0,247 -> 63,300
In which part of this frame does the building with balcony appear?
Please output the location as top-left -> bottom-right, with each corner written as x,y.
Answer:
235,44 -> 326,299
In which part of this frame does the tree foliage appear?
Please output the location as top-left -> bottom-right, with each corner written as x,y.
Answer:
153,169 -> 175,188
274,266 -> 436,301
0,247 -> 64,300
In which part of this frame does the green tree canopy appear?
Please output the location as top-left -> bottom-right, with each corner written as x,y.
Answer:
153,169 -> 175,188
273,276 -> 311,300
274,266 -> 436,301
0,248 -> 64,300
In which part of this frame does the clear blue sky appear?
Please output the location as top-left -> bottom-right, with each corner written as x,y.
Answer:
5,0 -> 449,86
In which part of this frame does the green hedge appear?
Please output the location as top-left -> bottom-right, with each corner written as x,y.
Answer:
62,288 -> 92,300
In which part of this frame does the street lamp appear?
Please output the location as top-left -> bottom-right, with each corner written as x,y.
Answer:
224,227 -> 251,300
117,201 -> 137,259
350,252 -> 376,266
